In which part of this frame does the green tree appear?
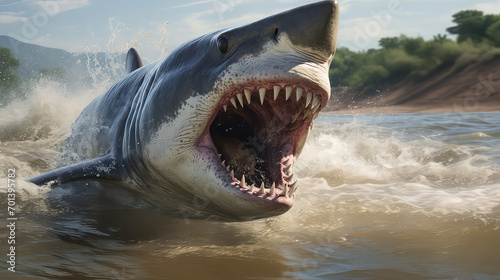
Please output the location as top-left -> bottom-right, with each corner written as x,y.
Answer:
356,65 -> 389,85
329,47 -> 365,87
379,37 -> 400,49
399,36 -> 425,56
433,34 -> 449,43
381,48 -> 422,79
0,47 -> 20,96
447,10 -> 500,43
379,35 -> 425,56
486,21 -> 500,47
433,40 -> 464,63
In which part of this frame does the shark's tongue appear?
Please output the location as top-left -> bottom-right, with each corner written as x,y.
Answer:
214,137 -> 257,176
212,126 -> 296,190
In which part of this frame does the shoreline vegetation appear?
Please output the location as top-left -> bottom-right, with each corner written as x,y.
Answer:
1,10 -> 500,114
326,53 -> 500,114
325,10 -> 500,114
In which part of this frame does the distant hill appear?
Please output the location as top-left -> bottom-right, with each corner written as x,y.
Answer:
0,35 -> 126,88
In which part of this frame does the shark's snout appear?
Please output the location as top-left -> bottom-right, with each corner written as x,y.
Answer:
278,0 -> 339,60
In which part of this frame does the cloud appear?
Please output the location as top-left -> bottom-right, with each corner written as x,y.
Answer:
0,0 -> 89,24
0,15 -> 27,24
472,0 -> 500,14
179,7 -> 269,37
338,14 -> 403,50
0,11 -> 27,23
36,0 -> 90,16
163,0 -> 215,11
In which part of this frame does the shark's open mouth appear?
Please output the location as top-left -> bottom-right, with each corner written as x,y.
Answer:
199,80 -> 327,206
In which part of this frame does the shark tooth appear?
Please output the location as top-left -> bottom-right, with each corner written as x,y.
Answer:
285,86 -> 292,100
311,103 -> 320,114
230,97 -> 237,108
303,109 -> 310,118
291,111 -> 300,124
258,182 -> 266,194
259,87 -> 266,105
269,182 -> 275,195
306,91 -> 313,107
289,181 -> 298,196
241,175 -> 246,187
284,164 -> 292,174
291,106 -> 304,124
296,87 -> 303,101
273,85 -> 280,100
244,89 -> 251,104
311,95 -> 320,109
223,105 -> 227,112
236,93 -> 244,108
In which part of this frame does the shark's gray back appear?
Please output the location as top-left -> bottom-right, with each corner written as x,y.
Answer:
60,66 -> 149,165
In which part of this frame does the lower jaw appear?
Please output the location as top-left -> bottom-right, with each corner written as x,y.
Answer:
194,148 -> 295,216
226,195 -> 294,220
219,167 -> 295,214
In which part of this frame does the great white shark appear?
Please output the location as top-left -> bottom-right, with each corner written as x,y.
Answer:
28,0 -> 339,220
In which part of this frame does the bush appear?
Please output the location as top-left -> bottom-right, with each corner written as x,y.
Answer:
432,41 -> 464,63
0,47 -> 21,104
382,48 -> 423,78
329,47 -> 365,87
356,65 -> 389,85
486,21 -> 500,47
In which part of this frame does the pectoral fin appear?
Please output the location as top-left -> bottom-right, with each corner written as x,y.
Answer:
27,155 -> 123,187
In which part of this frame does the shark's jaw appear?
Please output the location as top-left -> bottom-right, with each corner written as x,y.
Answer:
195,75 -> 329,217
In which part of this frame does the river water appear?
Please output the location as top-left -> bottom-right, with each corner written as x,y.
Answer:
1,83 -> 499,279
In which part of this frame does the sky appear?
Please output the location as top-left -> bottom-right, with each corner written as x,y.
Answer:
1,0 -> 500,62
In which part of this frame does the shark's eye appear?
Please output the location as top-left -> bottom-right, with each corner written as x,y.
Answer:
217,36 -> 229,54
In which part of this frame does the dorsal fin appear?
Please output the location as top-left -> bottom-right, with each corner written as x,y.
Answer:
27,155 -> 124,187
126,48 -> 144,73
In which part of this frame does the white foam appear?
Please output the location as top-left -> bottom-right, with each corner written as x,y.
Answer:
296,120 -> 500,189
293,118 -> 500,219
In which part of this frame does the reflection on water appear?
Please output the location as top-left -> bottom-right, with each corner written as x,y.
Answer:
1,85 -> 499,279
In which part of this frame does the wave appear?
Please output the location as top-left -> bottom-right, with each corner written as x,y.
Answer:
296,119 -> 500,189
0,79 -> 107,179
